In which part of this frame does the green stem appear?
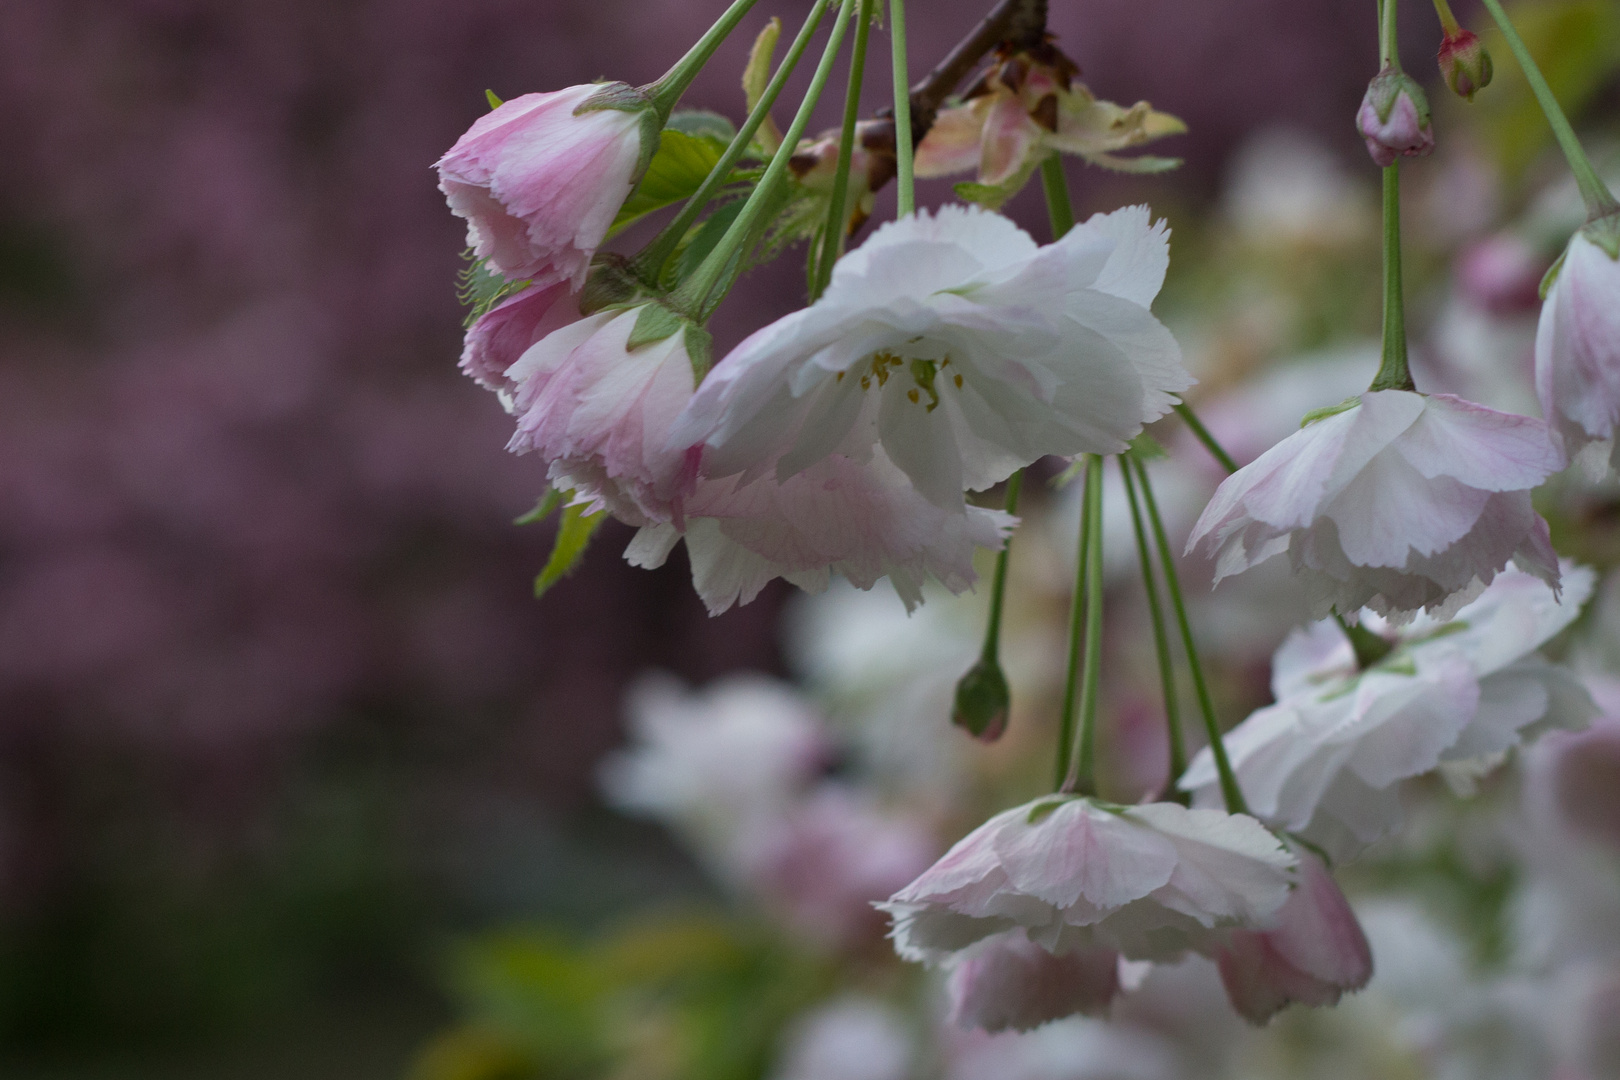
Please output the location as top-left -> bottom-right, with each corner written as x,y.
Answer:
1477,0 -> 1620,219
889,0 -> 916,215
1055,456 -> 1094,790
674,0 -> 857,319
1430,0 -> 1462,36
979,471 -> 1023,664
1379,0 -> 1400,70
1039,155 -> 1075,238
1369,163 -> 1414,392
639,1 -> 832,281
1073,455 -> 1106,794
1120,455 -> 1187,796
1134,457 -> 1248,815
811,0 -> 875,300
646,0 -> 764,118
1173,401 -> 1239,474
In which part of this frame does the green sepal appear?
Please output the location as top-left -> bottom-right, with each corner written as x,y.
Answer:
575,81 -> 662,178
1581,211 -> 1620,261
626,303 -> 687,350
1301,395 -> 1363,427
952,656 -> 1011,741
1026,796 -> 1077,824
485,89 -> 504,110
534,501 -> 606,598
684,322 -> 715,383
1539,244 -> 1569,299
578,255 -> 647,316
514,488 -> 564,525
456,252 -> 530,327
954,179 -> 1021,211
1366,67 -> 1432,127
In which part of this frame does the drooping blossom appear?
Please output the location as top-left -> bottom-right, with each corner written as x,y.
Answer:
598,673 -> 833,867
458,280 -> 576,396
626,448 -> 1016,614
1356,68 -> 1434,167
1186,389 -> 1565,622
505,305 -> 703,526
915,46 -> 1184,203
946,931 -> 1124,1031
878,796 -> 1296,965
1181,564 -> 1596,859
1535,224 -> 1620,477
735,785 -> 938,950
437,82 -> 653,287
1213,845 -> 1372,1024
673,204 -> 1191,513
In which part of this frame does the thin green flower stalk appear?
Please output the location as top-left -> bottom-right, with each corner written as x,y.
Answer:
1060,455 -> 1105,794
811,0 -> 877,301
1369,0 -> 1415,394
1133,456 -> 1249,815
1054,456 -> 1095,789
1476,0 -> 1620,221
952,472 -> 1020,741
1120,455 -> 1188,798
646,0 -> 765,117
1173,400 -> 1239,474
889,0 -> 916,215
639,0 -> 835,281
1040,155 -> 1075,238
672,0 -> 859,320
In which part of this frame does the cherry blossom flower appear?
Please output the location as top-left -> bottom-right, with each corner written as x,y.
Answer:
1186,389 -> 1565,622
1535,226 -> 1620,477
946,931 -> 1125,1031
437,83 -> 653,287
458,281 -> 576,396
505,305 -> 703,526
914,50 -> 1184,200
878,796 -> 1296,965
1213,846 -> 1372,1024
1181,564 -> 1596,859
672,204 -> 1191,512
1356,69 -> 1434,167
626,448 -> 1016,614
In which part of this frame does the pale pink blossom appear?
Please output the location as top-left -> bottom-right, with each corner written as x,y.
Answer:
673,204 -> 1191,514
436,83 -> 651,287
506,306 -> 702,526
737,785 -> 938,950
878,797 -> 1296,965
625,447 -> 1016,614
458,281 -> 576,396
1534,718 -> 1620,854
1536,228 -> 1620,476
1181,564 -> 1595,858
772,997 -> 914,1080
1187,389 -> 1564,621
947,932 -> 1124,1031
1214,846 -> 1372,1024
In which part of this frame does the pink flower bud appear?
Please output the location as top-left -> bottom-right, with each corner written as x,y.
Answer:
1356,68 -> 1434,167
947,933 -> 1123,1032
1543,721 -> 1620,852
1536,223 -> 1620,473
1215,848 -> 1372,1025
1438,29 -> 1494,101
458,281 -> 576,394
437,84 -> 653,288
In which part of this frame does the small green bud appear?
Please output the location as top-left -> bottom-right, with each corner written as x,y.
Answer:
1437,30 -> 1493,102
953,657 -> 1011,742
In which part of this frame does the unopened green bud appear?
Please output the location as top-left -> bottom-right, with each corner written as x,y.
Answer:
953,657 -> 1011,742
1437,30 -> 1493,102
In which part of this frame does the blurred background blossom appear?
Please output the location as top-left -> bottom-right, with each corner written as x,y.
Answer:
0,0 -> 1618,1075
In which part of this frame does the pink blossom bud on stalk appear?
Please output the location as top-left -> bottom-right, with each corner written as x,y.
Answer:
1356,68 -> 1434,167
1437,29 -> 1494,101
1215,846 -> 1372,1025
1536,216 -> 1620,476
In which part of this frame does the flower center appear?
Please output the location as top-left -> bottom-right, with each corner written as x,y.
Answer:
835,349 -> 965,412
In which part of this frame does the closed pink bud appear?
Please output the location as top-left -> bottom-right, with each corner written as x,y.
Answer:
437,84 -> 652,287
947,933 -> 1123,1032
1216,848 -> 1372,1025
1356,68 -> 1434,167
1438,29 -> 1494,101
1536,224 -> 1620,473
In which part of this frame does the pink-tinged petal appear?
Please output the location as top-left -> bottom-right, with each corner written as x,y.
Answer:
459,282 -> 577,394
1270,620 -> 1356,700
1393,394 -> 1565,490
1340,657 -> 1478,790
1536,233 -> 1620,459
1216,848 -> 1371,1024
947,933 -> 1122,1031
914,100 -> 989,178
1132,804 -> 1296,925
1325,446 -> 1490,567
992,800 -> 1179,909
978,93 -> 1043,186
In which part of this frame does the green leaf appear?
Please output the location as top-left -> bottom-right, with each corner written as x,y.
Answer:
534,502 -> 605,598
513,488 -> 563,526
484,89 -> 503,110
609,129 -> 733,237
667,109 -> 737,143
456,253 -> 529,328
1079,152 -> 1184,175
627,303 -> 685,350
742,19 -> 784,154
